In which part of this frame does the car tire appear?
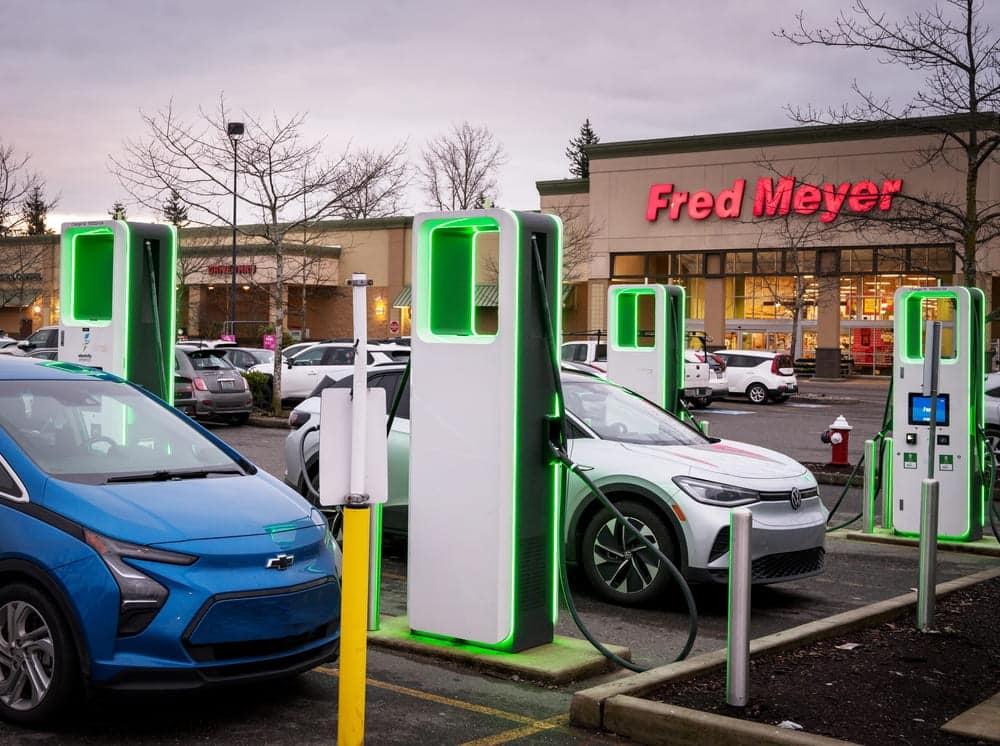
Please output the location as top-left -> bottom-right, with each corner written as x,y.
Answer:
580,500 -> 678,605
986,427 -> 1000,466
693,397 -> 711,409
0,583 -> 79,726
746,383 -> 769,405
226,413 -> 250,426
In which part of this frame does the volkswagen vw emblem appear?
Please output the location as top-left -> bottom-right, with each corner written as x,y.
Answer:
789,488 -> 802,511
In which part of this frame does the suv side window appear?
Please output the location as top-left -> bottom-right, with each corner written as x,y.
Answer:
324,348 -> 355,366
294,347 -> 328,365
561,345 -> 578,362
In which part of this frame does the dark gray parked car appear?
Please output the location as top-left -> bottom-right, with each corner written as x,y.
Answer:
174,348 -> 253,425
216,346 -> 275,371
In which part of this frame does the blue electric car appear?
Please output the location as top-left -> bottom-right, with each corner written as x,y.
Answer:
0,357 -> 341,724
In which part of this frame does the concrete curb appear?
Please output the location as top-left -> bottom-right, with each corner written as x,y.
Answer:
248,415 -> 290,429
571,565 -> 1000,741
844,529 -> 1000,557
604,696 -> 853,746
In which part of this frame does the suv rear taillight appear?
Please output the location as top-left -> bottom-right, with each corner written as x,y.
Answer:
772,356 -> 794,376
193,377 -> 208,391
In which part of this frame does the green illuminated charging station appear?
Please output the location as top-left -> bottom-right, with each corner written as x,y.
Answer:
889,285 -> 986,541
407,209 -> 563,652
59,220 -> 177,402
605,284 -> 686,416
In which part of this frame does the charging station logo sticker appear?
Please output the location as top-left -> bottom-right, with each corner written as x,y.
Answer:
903,452 -> 918,469
939,454 -> 954,471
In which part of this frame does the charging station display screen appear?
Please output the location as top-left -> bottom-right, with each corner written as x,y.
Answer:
907,393 -> 950,426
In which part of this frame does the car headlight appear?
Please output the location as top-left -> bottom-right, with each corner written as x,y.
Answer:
672,476 -> 760,507
84,529 -> 197,636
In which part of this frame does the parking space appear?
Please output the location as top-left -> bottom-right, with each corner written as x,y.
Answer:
6,377 -> 994,745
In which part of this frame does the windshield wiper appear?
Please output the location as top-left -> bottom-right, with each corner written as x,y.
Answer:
105,468 -> 243,484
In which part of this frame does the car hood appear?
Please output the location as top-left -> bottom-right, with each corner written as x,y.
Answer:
41,472 -> 315,545
620,438 -> 809,483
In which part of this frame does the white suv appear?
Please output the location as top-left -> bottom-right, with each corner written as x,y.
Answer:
713,350 -> 798,404
248,342 -> 393,401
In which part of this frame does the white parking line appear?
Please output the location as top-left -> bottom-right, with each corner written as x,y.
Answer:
786,402 -> 831,408
705,408 -> 753,415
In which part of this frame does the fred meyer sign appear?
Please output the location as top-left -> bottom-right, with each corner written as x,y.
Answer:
646,177 -> 902,224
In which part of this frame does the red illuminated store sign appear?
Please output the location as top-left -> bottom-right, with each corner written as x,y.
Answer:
646,176 -> 902,224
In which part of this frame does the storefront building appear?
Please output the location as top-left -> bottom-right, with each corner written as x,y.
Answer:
538,114 -> 1000,377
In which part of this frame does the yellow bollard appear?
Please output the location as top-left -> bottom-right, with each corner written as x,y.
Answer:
337,505 -> 371,746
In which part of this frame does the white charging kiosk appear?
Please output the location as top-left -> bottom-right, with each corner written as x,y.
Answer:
407,209 -> 562,652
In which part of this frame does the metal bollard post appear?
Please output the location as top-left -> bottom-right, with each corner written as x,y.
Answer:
917,479 -> 939,632
726,508 -> 752,707
699,420 -> 710,437
881,437 -> 893,530
862,439 -> 876,533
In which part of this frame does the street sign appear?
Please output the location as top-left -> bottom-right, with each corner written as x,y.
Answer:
389,320 -> 400,334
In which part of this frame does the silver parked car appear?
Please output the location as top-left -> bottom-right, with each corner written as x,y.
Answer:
284,365 -> 827,605
174,348 -> 253,425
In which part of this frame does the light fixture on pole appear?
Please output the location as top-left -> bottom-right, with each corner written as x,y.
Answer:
226,121 -> 245,340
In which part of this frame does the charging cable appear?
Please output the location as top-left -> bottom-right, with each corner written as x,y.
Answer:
531,236 -> 698,668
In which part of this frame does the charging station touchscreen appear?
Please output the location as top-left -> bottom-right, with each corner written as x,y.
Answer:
891,286 -> 985,540
907,393 -> 949,426
407,209 -> 562,652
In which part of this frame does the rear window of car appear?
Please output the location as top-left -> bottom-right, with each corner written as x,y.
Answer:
188,351 -> 237,370
774,355 -> 794,369
594,344 -> 607,362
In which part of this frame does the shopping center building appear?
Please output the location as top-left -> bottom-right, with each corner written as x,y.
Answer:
1,114 -> 997,376
538,113 -> 1000,377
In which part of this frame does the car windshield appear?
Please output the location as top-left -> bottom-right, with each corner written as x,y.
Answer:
0,379 -> 243,484
562,379 -> 705,446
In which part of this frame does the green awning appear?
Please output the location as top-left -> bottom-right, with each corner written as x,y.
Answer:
392,283 -> 575,309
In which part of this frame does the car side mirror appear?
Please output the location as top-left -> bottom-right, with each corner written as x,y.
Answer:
16,341 -> 32,351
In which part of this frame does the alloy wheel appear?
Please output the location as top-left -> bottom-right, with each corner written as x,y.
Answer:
0,601 -> 54,711
591,516 -> 661,594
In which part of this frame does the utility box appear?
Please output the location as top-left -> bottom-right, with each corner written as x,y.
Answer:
891,286 -> 985,540
605,284 -> 686,415
59,220 -> 177,403
407,209 -> 562,652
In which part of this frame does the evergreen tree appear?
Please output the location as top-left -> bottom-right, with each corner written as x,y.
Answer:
565,118 -> 600,178
162,189 -> 189,227
21,185 -> 51,235
108,201 -> 128,220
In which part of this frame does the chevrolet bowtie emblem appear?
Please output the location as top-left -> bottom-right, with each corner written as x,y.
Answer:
266,553 -> 295,570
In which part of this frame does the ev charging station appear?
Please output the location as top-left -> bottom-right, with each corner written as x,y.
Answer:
407,209 -> 563,652
58,220 -> 177,402
605,284 -> 686,416
889,285 -> 986,541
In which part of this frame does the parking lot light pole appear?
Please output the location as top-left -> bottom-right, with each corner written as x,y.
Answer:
226,122 -> 244,339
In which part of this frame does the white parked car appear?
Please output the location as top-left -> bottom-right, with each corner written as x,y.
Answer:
713,350 -> 798,404
248,341 -> 393,402
983,372 -> 1000,459
284,365 -> 827,605
562,341 -> 722,408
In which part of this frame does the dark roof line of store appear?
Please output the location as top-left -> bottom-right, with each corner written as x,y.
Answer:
584,112 -> 1000,160
535,178 -> 590,196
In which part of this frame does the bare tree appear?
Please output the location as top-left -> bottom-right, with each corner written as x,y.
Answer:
334,144 -> 410,219
776,0 -> 1000,288
421,122 -> 506,210
0,142 -> 37,236
111,97 -> 408,413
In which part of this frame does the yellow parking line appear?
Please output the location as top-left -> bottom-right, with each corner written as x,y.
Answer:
457,714 -> 570,746
315,667 -> 537,725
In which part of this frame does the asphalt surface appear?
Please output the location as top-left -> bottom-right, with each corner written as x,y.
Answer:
3,378 -> 997,745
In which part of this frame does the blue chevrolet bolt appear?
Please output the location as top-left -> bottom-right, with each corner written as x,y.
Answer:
0,357 -> 341,724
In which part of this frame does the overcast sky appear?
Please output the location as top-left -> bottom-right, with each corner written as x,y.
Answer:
2,0 -> 982,228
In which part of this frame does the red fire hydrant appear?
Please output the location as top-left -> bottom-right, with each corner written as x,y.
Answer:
820,415 -> 852,466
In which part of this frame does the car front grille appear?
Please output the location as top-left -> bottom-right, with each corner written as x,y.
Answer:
186,621 -> 337,662
751,547 -> 825,581
757,486 -> 819,502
